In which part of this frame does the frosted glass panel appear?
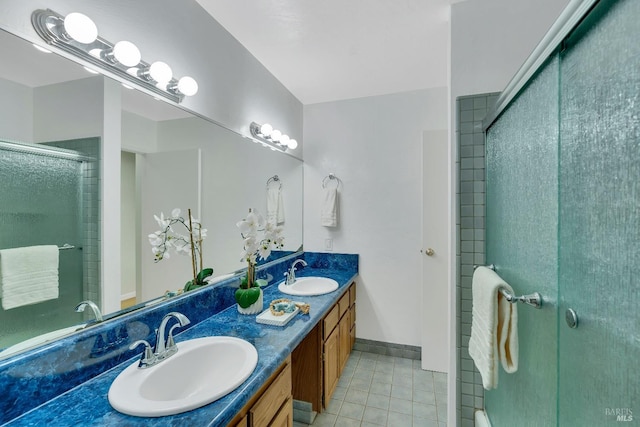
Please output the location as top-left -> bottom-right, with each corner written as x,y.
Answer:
484,55 -> 559,427
0,146 -> 84,349
558,0 -> 640,424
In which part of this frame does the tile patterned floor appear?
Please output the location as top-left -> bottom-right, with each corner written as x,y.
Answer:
293,350 -> 448,427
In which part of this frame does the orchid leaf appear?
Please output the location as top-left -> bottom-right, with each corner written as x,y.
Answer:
255,279 -> 268,288
235,287 -> 261,308
196,268 -> 214,284
183,280 -> 197,292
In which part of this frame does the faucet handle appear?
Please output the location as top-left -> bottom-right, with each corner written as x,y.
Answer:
166,324 -> 182,350
129,340 -> 156,368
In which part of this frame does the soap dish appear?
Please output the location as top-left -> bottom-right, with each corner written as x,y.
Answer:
256,305 -> 300,327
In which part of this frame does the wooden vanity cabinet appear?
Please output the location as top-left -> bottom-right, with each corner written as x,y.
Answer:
292,281 -> 356,413
230,356 -> 292,427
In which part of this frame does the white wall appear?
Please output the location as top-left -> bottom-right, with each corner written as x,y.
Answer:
33,77 -> 103,142
0,0 -> 303,155
451,0 -> 570,99
121,110 -> 158,154
304,88 -> 448,347
0,78 -> 33,142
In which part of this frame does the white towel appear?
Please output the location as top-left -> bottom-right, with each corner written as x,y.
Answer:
321,187 -> 338,227
266,186 -> 285,225
0,245 -> 59,310
468,266 -> 518,390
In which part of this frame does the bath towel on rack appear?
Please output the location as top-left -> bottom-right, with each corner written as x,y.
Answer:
0,245 -> 59,310
266,186 -> 285,225
468,266 -> 518,390
321,187 -> 338,227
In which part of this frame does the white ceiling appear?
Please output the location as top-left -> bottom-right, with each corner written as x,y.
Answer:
196,0 -> 457,105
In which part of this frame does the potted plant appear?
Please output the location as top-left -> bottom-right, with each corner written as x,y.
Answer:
148,208 -> 213,292
235,209 -> 284,314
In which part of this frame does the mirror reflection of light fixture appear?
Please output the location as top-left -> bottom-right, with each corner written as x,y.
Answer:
250,122 -> 298,152
31,9 -> 198,103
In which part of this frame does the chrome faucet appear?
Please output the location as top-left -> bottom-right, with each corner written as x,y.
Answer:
129,312 -> 191,368
75,300 -> 103,322
284,259 -> 308,285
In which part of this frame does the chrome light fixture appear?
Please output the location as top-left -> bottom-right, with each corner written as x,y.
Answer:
250,122 -> 298,151
31,9 -> 198,103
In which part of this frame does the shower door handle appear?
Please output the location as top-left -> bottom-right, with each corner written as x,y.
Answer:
565,308 -> 578,329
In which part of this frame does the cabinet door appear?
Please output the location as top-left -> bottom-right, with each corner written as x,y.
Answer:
270,398 -> 293,427
338,312 -> 350,373
250,363 -> 292,427
323,327 -> 339,405
232,414 -> 248,427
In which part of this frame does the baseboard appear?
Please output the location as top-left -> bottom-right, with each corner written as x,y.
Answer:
120,291 -> 136,301
353,338 -> 421,360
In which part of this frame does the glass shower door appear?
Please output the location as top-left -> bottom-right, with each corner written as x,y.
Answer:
558,0 -> 640,425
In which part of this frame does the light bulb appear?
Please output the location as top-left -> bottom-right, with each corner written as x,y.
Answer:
288,139 -> 298,150
177,76 -> 198,96
271,129 -> 282,142
260,123 -> 273,137
113,41 -> 141,67
64,12 -> 98,44
149,61 -> 172,84
279,134 -> 290,146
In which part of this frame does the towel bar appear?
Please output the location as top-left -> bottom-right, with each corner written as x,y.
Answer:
499,288 -> 543,309
474,264 -> 543,309
266,175 -> 282,189
58,244 -> 76,250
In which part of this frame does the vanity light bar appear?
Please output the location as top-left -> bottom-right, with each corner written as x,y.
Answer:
250,122 -> 298,152
31,9 -> 198,103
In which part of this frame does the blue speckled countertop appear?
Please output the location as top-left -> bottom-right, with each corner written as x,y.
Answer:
3,256 -> 358,427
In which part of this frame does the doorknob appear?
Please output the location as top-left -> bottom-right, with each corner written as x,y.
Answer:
422,248 -> 435,256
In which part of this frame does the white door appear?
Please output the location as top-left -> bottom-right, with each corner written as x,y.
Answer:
421,130 -> 449,372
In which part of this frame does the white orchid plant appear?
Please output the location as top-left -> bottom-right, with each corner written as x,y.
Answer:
148,208 -> 213,292
235,208 -> 284,308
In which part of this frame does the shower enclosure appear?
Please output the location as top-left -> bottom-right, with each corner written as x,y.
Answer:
483,0 -> 639,425
0,138 -> 100,351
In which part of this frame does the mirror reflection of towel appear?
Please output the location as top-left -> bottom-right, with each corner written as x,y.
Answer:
321,187 -> 338,227
266,187 -> 285,225
0,245 -> 59,310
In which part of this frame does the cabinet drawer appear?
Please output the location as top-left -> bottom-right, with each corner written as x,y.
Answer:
338,292 -> 350,318
250,363 -> 292,427
323,304 -> 340,340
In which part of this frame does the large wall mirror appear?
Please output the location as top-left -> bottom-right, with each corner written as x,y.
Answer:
0,28 -> 303,359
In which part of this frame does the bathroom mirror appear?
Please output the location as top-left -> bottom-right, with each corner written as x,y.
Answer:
0,29 -> 303,358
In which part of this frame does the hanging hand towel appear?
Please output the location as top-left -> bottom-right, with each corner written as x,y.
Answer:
468,266 -> 518,390
0,245 -> 59,310
321,187 -> 338,227
266,186 -> 285,225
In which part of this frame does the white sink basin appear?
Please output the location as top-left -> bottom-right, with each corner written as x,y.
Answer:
108,336 -> 258,417
278,276 -> 339,296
